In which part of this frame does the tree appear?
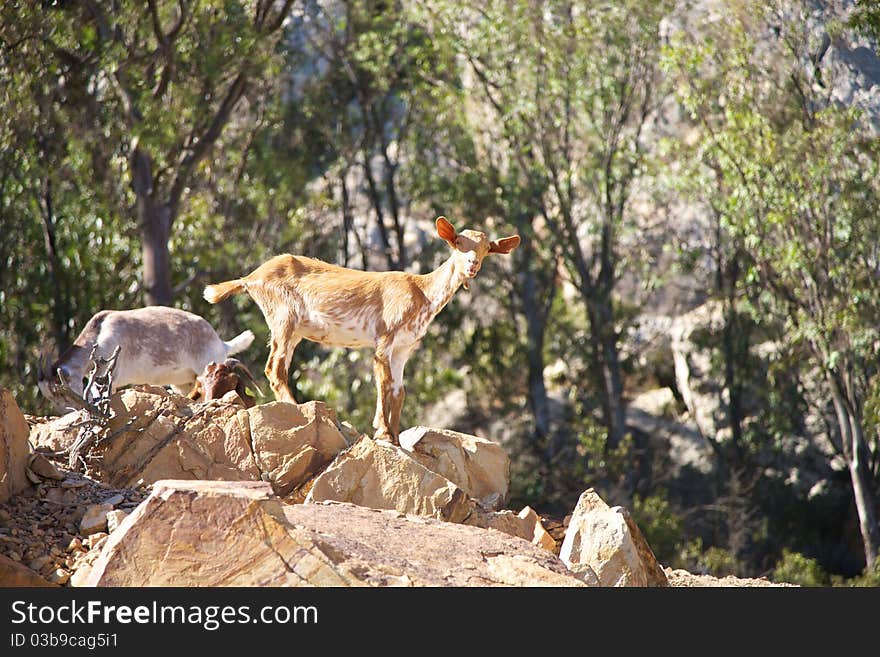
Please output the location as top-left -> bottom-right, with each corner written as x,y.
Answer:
421,1 -> 671,477
665,0 -> 880,568
12,0 -> 297,307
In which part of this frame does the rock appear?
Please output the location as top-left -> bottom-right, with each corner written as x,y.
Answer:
69,549 -> 101,587
67,537 -> 86,553
29,409 -> 91,452
398,426 -> 509,509
106,509 -> 129,534
27,554 -> 53,572
48,568 -> 71,585
283,503 -> 585,587
0,388 -> 32,502
305,436 -> 475,522
85,533 -> 109,550
27,454 -> 66,480
567,562 -> 601,586
82,480 -> 586,587
465,506 -> 557,552
626,388 -> 713,476
79,504 -> 113,536
0,553 -> 57,587
224,401 -> 349,497
33,389 -> 350,497
560,489 -> 668,587
102,493 -> 125,506
93,388 -> 256,489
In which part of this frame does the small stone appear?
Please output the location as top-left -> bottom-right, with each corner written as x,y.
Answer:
28,454 -> 66,480
67,537 -> 85,553
48,568 -> 71,585
27,555 -> 52,572
79,504 -> 113,536
0,509 -> 11,523
61,479 -> 87,489
102,494 -> 125,507
106,509 -> 129,534
7,551 -> 21,562
85,533 -> 109,550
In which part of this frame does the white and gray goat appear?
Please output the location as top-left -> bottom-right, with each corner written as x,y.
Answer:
38,306 -> 254,411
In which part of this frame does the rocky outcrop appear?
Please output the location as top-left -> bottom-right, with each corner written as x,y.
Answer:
399,426 -> 509,510
29,389 -> 348,496
0,554 -> 57,587
560,489 -> 668,587
0,468 -> 145,587
223,401 -> 350,497
82,480 -> 587,587
465,506 -> 557,553
1,388 -> 32,502
305,436 -> 475,522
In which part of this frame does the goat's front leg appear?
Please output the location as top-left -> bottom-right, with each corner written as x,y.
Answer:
372,342 -> 396,444
387,343 -> 416,440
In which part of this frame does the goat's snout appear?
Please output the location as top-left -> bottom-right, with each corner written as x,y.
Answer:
465,257 -> 482,277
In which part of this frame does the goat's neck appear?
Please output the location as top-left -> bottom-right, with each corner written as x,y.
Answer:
420,253 -> 468,313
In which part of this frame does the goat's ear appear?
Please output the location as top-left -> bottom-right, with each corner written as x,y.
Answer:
489,234 -> 521,254
436,216 -> 458,247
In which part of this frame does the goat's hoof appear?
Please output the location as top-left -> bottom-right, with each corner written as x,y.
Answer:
373,430 -> 398,446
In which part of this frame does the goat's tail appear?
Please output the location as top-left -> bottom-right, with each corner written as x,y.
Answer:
204,279 -> 245,304
223,330 -> 255,357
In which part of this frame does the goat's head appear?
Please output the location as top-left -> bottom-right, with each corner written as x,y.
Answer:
198,358 -> 263,408
37,348 -> 84,412
436,216 -> 520,288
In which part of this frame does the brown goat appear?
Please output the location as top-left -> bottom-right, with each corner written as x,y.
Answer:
203,216 -> 520,444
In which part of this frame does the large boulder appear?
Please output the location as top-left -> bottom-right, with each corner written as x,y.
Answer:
81,480 -> 587,587
0,554 -> 57,587
30,388 -> 348,495
223,401 -> 350,497
304,436 -> 475,523
560,489 -> 668,587
399,426 -> 509,510
0,388 -> 32,502
93,388 -> 259,488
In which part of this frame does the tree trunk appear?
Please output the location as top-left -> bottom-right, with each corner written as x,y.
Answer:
39,176 -> 69,351
521,258 -> 551,442
593,294 -> 627,448
141,202 -> 173,307
828,372 -> 879,568
130,146 -> 173,307
361,146 -> 395,270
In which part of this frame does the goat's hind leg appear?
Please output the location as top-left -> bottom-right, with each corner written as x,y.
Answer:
265,327 -> 302,404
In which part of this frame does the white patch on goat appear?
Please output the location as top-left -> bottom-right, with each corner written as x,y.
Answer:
299,305 -> 375,348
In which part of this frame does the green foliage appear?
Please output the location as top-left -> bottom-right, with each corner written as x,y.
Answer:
772,550 -> 829,587
832,559 -> 880,587
3,0 -> 880,582
632,493 -> 684,565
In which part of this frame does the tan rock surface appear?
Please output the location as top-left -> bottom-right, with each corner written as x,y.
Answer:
305,436 -> 475,522
224,401 -> 349,497
560,488 -> 668,587
465,506 -> 557,552
283,502 -> 587,587
0,388 -> 32,502
398,426 -> 509,509
0,554 -> 57,587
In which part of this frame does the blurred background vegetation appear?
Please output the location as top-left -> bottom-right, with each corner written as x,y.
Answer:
2,0 -> 880,586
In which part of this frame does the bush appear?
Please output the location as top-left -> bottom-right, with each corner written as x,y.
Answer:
772,550 -> 829,587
